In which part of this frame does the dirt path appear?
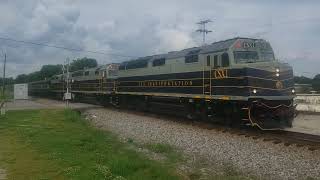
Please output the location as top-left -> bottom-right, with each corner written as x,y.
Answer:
0,169 -> 6,180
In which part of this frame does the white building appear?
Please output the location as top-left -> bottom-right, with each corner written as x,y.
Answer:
14,84 -> 28,100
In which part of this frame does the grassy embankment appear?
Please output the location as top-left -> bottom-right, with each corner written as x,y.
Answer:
0,109 -> 181,179
0,108 -> 255,179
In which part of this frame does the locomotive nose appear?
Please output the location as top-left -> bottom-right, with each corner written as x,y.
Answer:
246,62 -> 295,98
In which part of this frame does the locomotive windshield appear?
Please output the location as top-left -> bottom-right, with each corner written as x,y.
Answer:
234,51 -> 258,63
233,39 -> 275,63
260,51 -> 275,61
234,50 -> 274,63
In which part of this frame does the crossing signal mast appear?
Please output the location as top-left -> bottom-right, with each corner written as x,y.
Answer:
196,19 -> 212,45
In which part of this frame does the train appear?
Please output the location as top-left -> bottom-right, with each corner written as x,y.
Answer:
29,37 -> 296,130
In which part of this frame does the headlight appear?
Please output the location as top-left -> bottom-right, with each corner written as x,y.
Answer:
252,89 -> 257,94
292,89 -> 295,94
276,68 -> 280,73
276,73 -> 280,77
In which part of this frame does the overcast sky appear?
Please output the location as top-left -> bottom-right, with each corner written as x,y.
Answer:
0,0 -> 319,77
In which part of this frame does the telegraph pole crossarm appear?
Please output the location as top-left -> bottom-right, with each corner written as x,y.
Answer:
196,19 -> 212,45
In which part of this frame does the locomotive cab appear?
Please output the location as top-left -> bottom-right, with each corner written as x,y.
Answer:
200,38 -> 295,129
223,38 -> 295,129
230,39 -> 295,99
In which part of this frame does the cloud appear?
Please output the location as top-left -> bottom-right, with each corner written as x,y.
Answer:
155,29 -> 195,53
0,0 -> 319,77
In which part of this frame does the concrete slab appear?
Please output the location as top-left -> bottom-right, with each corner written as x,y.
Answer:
4,98 -> 100,111
288,113 -> 320,135
295,94 -> 320,113
6,99 -> 51,110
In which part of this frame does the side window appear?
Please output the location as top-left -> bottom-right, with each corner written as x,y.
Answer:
206,55 -> 210,66
213,55 -> 219,68
153,58 -> 166,66
126,59 -> 149,69
185,54 -> 198,63
221,53 -> 230,67
95,71 -> 99,75
119,64 -> 126,70
84,71 -> 89,76
185,49 -> 200,63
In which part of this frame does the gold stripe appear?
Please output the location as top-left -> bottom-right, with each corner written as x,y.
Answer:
118,85 -> 203,88
118,85 -> 294,91
118,76 -> 293,83
211,85 -> 294,91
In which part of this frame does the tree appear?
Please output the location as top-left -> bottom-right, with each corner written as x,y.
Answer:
14,57 -> 98,83
0,77 -> 14,85
40,64 -> 63,79
27,71 -> 42,82
312,74 -> 320,92
294,76 -> 312,84
15,74 -> 29,83
69,57 -> 97,72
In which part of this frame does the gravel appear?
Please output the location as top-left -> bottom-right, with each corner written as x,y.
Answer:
84,108 -> 320,180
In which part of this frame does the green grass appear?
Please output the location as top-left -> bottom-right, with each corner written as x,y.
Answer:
144,143 -> 183,165
146,143 -> 174,154
0,109 -> 181,179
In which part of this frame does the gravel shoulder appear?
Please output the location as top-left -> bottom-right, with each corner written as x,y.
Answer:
85,108 -> 320,180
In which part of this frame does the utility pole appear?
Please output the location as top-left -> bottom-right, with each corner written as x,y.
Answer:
65,58 -> 70,108
1,53 -> 6,115
62,62 -> 65,93
2,53 -> 6,97
196,19 -> 212,45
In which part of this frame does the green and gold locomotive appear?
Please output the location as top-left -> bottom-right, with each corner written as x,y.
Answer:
29,37 -> 296,130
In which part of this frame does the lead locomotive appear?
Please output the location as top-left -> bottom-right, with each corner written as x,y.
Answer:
29,37 -> 296,130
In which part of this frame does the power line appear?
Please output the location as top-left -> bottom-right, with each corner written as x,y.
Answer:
196,19 -> 212,45
0,36 -> 137,58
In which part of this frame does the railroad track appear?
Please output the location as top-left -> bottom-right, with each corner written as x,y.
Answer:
278,131 -> 320,150
62,97 -> 320,151
105,106 -> 320,151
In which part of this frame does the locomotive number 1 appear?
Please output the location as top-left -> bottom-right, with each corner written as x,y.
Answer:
213,69 -> 228,79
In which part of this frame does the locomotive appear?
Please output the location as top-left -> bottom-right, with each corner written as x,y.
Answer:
29,37 -> 296,130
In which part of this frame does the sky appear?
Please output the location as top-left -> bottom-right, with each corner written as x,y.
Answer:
0,0 -> 319,78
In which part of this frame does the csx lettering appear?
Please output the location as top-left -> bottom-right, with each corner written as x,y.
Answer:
213,69 -> 228,79
243,42 -> 256,48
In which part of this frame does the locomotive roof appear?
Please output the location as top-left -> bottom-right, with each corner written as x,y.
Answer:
119,37 -> 261,66
70,63 -> 117,73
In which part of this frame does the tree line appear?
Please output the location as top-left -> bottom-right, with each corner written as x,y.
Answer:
15,57 -> 97,83
294,74 -> 320,92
